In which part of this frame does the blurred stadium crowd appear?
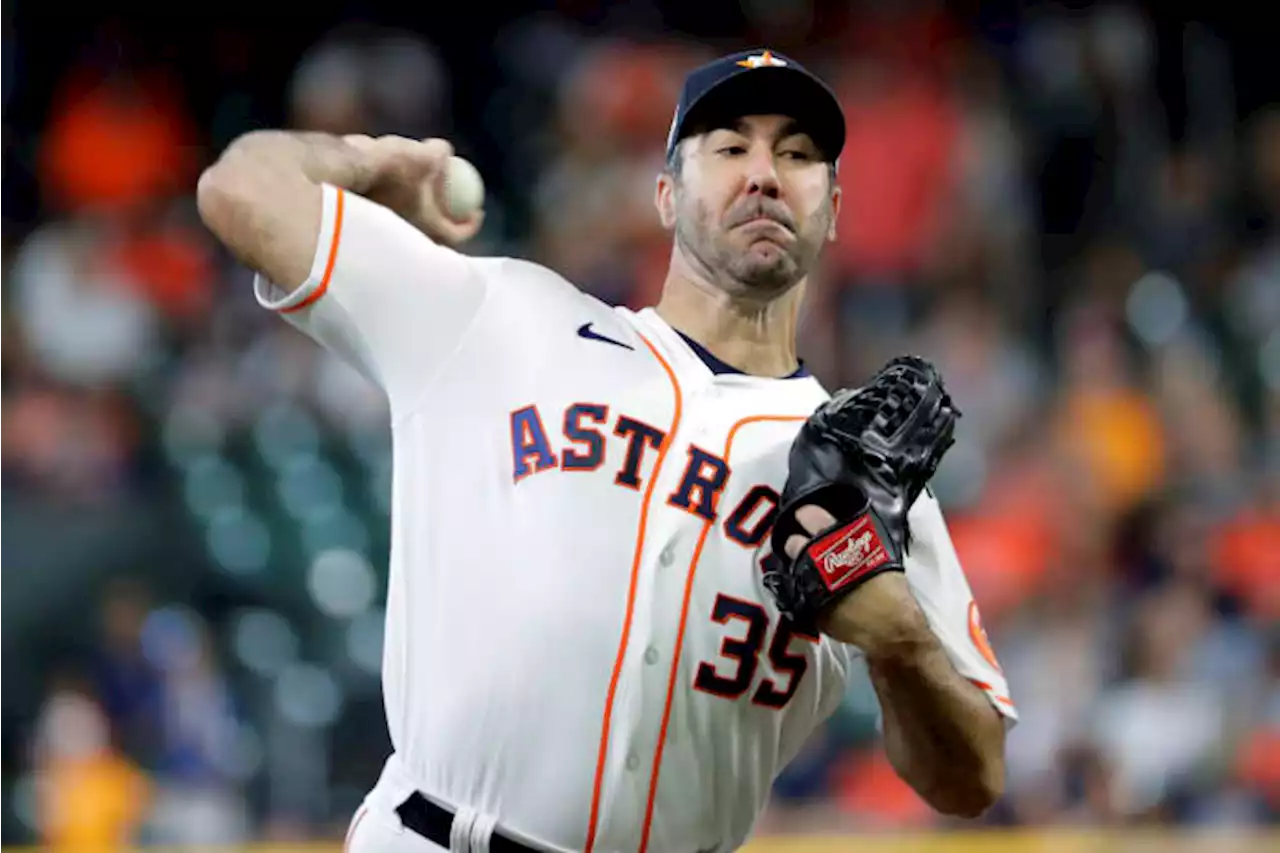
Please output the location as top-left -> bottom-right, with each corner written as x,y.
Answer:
2,0 -> 1277,848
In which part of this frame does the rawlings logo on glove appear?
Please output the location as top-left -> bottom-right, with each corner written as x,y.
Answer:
762,355 -> 960,632
811,516 -> 890,589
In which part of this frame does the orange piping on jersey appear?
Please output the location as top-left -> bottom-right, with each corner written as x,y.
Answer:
638,414 -> 807,853
968,678 -> 1015,709
582,333 -> 682,853
282,186 -> 346,314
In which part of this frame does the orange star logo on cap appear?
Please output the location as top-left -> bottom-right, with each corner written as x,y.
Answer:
736,50 -> 787,69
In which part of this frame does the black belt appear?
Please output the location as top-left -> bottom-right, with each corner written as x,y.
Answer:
395,792 -> 538,853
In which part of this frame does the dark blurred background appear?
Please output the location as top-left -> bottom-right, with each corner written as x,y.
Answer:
2,0 -> 1277,848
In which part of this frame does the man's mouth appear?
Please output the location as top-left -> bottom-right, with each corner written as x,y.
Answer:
737,216 -> 793,242
736,216 -> 794,238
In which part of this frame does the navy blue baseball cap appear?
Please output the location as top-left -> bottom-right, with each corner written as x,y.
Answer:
665,49 -> 846,165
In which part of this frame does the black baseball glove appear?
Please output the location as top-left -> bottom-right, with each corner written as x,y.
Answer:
761,355 -> 960,632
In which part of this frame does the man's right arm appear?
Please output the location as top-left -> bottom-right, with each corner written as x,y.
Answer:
195,132 -> 489,408
196,131 -> 379,290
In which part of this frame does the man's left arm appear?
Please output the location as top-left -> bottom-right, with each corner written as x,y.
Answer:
858,593 -> 1007,818
785,497 -> 1014,818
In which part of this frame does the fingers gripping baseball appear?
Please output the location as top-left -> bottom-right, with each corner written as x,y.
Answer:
343,135 -> 484,246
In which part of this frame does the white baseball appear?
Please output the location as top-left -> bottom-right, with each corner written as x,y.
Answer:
440,155 -> 485,220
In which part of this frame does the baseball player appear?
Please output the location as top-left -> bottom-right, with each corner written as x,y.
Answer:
198,48 -> 1015,853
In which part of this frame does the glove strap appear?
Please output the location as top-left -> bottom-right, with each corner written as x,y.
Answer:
796,509 -> 903,597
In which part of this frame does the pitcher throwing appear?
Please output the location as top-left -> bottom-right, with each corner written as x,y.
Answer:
197,48 -> 1015,853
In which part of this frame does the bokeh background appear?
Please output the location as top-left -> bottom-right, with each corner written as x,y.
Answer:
2,0 -> 1277,849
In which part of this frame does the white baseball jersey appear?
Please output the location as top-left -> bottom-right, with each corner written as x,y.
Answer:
254,184 -> 1017,853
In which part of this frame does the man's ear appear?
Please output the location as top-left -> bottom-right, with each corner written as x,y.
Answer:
827,184 -> 841,242
656,171 -> 677,230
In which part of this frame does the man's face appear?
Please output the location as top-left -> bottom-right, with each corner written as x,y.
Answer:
658,114 -> 840,300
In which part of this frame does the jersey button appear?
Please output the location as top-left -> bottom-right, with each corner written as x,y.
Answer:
625,752 -> 640,771
659,545 -> 675,567
644,646 -> 659,665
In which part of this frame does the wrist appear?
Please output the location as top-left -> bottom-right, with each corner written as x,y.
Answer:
285,132 -> 378,195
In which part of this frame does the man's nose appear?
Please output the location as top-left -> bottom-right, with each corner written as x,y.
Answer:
744,146 -> 781,199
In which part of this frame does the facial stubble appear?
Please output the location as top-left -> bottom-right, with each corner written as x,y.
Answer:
674,188 -> 833,300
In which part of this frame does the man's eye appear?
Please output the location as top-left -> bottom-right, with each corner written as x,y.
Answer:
718,145 -> 747,156
781,150 -> 811,161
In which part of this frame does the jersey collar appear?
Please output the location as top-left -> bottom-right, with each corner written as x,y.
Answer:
627,307 -> 811,381
672,329 -> 811,379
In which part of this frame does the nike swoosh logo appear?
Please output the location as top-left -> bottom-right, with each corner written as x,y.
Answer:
577,322 -> 634,351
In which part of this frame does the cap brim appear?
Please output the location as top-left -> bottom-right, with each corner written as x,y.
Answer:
676,65 -> 845,162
